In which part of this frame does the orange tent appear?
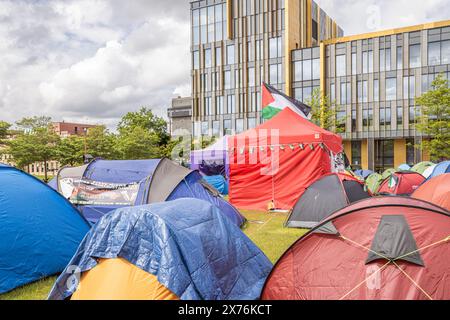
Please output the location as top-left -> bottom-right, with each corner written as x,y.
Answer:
228,108 -> 343,210
412,173 -> 450,211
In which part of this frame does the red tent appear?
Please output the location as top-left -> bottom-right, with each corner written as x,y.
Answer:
412,173 -> 450,211
261,197 -> 450,300
377,171 -> 425,196
228,108 -> 343,210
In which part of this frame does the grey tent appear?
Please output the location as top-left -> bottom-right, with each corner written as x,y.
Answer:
286,173 -> 371,229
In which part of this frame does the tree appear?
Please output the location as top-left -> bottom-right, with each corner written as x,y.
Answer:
306,88 -> 342,132
85,126 -> 118,160
7,123 -> 60,181
116,126 -> 163,160
0,121 -> 11,140
117,107 -> 170,146
16,116 -> 52,131
55,135 -> 85,166
415,74 -> 450,161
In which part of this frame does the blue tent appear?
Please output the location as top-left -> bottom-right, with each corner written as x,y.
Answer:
354,169 -> 374,180
398,163 -> 411,171
48,199 -> 272,300
0,164 -> 90,294
51,158 -> 245,227
203,175 -> 229,195
426,161 -> 450,181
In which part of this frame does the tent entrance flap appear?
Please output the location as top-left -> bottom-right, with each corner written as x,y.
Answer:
147,158 -> 192,204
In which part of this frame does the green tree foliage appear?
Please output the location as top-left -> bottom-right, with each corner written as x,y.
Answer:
117,107 -> 170,146
7,120 -> 60,181
116,107 -> 170,159
0,121 -> 11,140
116,126 -> 162,160
54,135 -> 85,166
306,88 -> 342,132
415,74 -> 450,161
85,126 -> 118,160
16,116 -> 52,131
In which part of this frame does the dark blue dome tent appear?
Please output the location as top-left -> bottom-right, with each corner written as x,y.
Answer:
50,158 -> 245,227
0,163 -> 90,294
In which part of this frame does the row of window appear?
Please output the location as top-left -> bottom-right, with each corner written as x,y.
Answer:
194,36 -> 282,70
202,92 -> 262,116
334,41 -> 450,77
195,117 -> 259,137
192,3 -> 227,45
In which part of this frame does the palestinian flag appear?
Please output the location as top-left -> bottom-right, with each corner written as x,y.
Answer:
262,82 -> 312,120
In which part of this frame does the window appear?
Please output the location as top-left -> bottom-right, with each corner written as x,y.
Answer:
294,61 -> 302,81
340,82 -> 347,105
428,42 -> 441,66
409,44 -> 421,68
397,106 -> 403,127
443,40 -> 450,64
386,78 -> 397,101
248,117 -> 257,129
224,70 -> 231,89
336,55 -> 346,77
336,107 -> 346,132
193,50 -> 199,69
403,76 -> 415,99
352,53 -> 357,75
375,140 -> 394,171
248,67 -> 255,87
216,96 -> 224,114
385,48 -> 391,71
269,63 -> 282,84
362,51 -> 368,74
303,59 -> 312,80
409,105 -> 416,124
227,45 -> 235,64
201,121 -> 209,136
374,79 -> 379,102
236,119 -> 244,133
380,49 -> 385,72
269,37 -> 282,58
312,59 -> 320,80
215,47 -> 222,66
351,141 -> 362,167
223,119 -> 232,136
351,109 -> 357,131
227,95 -> 235,113
247,41 -> 253,62
312,20 -> 318,41
204,48 -> 212,68
212,121 -> 220,137
397,47 -> 403,69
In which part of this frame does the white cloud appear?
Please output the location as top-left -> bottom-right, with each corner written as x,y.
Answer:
0,0 -> 448,128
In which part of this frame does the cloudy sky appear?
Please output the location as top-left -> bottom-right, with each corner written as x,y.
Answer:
0,0 -> 449,128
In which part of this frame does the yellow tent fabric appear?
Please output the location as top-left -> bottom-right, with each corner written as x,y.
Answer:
71,258 -> 179,300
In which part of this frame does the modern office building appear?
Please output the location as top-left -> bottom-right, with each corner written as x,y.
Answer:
190,0 -> 343,137
293,21 -> 450,171
184,0 -> 450,171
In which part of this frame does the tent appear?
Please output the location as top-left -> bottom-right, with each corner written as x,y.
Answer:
0,164 -> 90,294
381,168 -> 396,180
203,175 -> 228,195
286,173 -> 371,229
354,169 -> 374,180
398,163 -> 411,171
422,164 -> 437,179
425,161 -> 450,181
365,172 -> 383,194
261,197 -> 450,300
190,135 -> 230,178
411,161 -> 434,175
48,199 -> 272,300
50,158 -> 245,227
377,171 -> 425,196
413,174 -> 450,211
229,108 -> 343,210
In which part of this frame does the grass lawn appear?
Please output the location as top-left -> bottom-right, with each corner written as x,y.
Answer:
0,210 -> 306,300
